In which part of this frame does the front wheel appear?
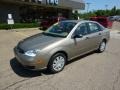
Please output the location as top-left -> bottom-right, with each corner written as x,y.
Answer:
97,40 -> 106,53
47,53 -> 66,73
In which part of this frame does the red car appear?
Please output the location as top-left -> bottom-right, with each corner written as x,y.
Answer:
90,16 -> 113,28
40,17 -> 66,30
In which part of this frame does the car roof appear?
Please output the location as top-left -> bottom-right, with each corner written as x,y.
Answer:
61,20 -> 97,23
61,20 -> 83,23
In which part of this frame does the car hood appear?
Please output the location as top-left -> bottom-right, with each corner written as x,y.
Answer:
18,33 -> 63,51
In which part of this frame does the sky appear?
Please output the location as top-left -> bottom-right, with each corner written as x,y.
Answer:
82,0 -> 120,12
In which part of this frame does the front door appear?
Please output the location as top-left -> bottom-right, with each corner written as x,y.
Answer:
68,22 -> 91,59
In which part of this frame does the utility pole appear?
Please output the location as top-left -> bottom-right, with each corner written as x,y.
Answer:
105,4 -> 108,10
86,2 -> 91,13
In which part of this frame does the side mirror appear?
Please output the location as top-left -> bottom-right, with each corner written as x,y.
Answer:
72,34 -> 83,38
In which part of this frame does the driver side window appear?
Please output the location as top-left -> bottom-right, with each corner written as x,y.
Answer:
75,23 -> 88,36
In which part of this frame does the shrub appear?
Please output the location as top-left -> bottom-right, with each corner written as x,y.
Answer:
0,23 -> 39,30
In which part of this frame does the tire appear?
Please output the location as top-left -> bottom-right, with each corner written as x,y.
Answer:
97,40 -> 106,53
47,53 -> 66,73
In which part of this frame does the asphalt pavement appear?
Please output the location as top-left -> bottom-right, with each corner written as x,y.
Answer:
0,29 -> 120,90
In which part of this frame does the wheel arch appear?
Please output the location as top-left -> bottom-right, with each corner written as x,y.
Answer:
102,38 -> 107,43
47,50 -> 68,72
50,51 -> 68,61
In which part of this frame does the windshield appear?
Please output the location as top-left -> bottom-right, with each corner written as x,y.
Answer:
43,21 -> 77,37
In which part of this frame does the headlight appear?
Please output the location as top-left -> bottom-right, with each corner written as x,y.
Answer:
25,49 -> 40,57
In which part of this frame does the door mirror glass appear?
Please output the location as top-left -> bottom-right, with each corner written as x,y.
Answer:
72,34 -> 83,38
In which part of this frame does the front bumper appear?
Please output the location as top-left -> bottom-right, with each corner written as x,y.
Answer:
14,47 -> 47,70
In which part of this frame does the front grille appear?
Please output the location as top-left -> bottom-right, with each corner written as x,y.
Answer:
17,46 -> 24,54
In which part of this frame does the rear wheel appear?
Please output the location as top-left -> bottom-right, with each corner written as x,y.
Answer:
97,40 -> 106,53
47,53 -> 66,73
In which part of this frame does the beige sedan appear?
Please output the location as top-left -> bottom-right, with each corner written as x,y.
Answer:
14,20 -> 110,73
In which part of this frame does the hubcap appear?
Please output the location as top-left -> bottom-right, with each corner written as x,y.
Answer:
53,56 -> 65,71
100,42 -> 106,52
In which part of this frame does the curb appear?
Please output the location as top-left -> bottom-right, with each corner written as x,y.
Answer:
0,27 -> 41,31
12,28 -> 40,31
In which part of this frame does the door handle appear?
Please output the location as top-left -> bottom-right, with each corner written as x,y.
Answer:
99,33 -> 102,35
85,37 -> 90,40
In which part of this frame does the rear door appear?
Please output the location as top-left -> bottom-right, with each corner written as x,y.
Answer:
86,22 -> 103,50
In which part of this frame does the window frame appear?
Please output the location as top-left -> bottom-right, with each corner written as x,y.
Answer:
73,22 -> 89,36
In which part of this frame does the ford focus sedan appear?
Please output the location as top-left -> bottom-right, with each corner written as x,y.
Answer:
14,20 -> 110,73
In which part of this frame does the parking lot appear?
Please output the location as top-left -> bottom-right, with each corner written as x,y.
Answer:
0,29 -> 120,90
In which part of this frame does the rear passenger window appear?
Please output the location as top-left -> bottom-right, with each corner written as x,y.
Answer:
88,23 -> 101,33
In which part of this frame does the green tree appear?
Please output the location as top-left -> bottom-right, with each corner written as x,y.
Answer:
116,9 -> 120,15
72,10 -> 79,19
72,6 -> 119,20
95,10 -> 106,16
110,6 -> 117,15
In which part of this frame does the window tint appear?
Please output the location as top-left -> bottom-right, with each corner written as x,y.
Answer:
75,23 -> 88,35
88,22 -> 101,33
